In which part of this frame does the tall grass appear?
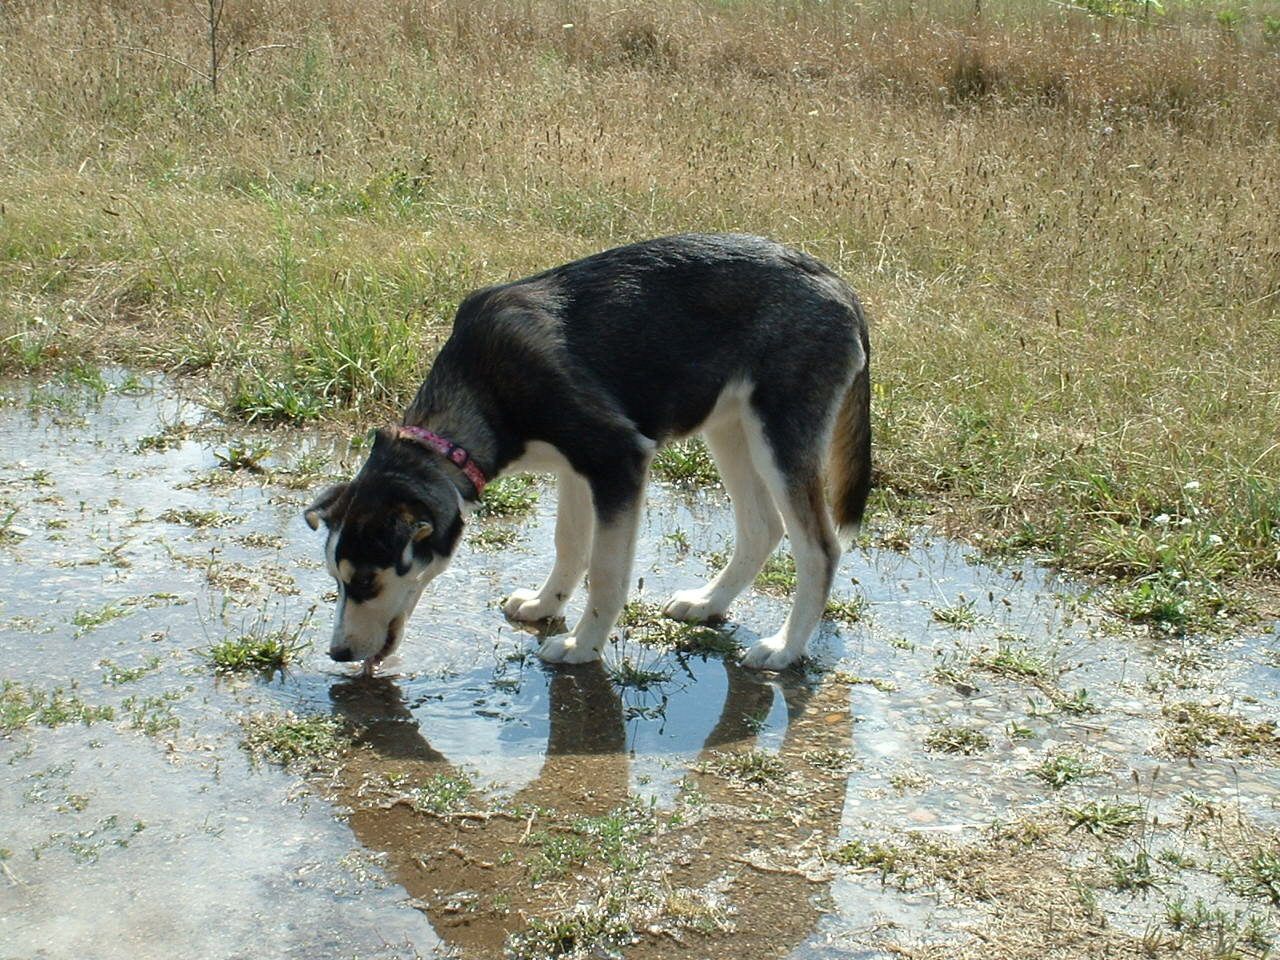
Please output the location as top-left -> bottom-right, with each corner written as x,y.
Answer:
2,0 -> 1278,622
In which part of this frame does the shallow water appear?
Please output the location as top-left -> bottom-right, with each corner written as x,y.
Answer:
1,375 -> 1277,959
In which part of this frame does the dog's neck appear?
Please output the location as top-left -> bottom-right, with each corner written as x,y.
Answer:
402,386 -> 503,503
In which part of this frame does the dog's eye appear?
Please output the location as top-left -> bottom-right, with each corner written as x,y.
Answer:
351,572 -> 375,590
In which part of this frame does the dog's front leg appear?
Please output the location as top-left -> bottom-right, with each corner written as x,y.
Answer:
539,499 -> 641,664
504,470 -> 593,622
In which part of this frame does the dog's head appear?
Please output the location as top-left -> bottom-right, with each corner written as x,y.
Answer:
305,428 -> 465,673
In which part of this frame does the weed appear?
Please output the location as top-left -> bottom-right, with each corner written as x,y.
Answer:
618,599 -> 736,656
705,749 -> 786,786
824,595 -> 869,624
1031,753 -> 1097,789
1064,798 -> 1143,836
475,474 -> 539,518
239,711 -> 353,768
157,508 -> 238,528
755,552 -> 797,595
1224,848 -> 1280,905
215,441 -> 270,473
70,601 -> 131,636
121,689 -> 186,736
98,656 -> 163,686
923,722 -> 991,755
468,525 -> 520,550
1107,850 -> 1164,894
607,656 -> 672,691
0,681 -> 114,732
652,439 -> 719,485
930,597 -> 983,630
199,609 -> 312,673
971,637 -> 1050,680
412,772 -> 476,814
832,670 -> 898,693
1054,687 -> 1099,716
1159,702 -> 1279,758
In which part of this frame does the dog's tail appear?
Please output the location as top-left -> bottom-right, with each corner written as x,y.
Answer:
830,326 -> 872,541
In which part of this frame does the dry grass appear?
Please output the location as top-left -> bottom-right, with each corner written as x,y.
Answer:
2,0 -> 1278,619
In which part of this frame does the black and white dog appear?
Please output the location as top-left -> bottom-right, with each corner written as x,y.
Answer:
305,234 -> 871,676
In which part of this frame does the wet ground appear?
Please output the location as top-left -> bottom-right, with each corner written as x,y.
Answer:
2,373 -> 1278,959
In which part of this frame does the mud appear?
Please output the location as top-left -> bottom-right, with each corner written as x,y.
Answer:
1,373 -> 1277,959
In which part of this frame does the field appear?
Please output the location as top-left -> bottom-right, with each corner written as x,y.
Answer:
2,0 -> 1279,957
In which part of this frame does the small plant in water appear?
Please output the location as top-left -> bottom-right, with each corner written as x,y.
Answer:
652,438 -> 719,485
923,722 -> 991,755
755,551 -> 797,594
707,749 -> 786,786
476,473 -> 539,518
200,609 -> 313,673
1032,753 -> 1097,789
930,597 -> 982,630
1065,798 -> 1144,836
215,440 -> 271,472
240,711 -> 353,768
412,772 -> 476,814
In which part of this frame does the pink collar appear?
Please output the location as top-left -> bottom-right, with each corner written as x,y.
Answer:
397,425 -> 488,497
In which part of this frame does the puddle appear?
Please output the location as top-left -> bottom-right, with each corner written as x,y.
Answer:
2,374 -> 1278,959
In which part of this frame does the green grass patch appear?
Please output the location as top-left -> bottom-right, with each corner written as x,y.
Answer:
475,474 -> 540,518
705,749 -> 786,786
1064,798 -> 1144,837
239,711 -> 354,768
618,599 -> 737,656
652,439 -> 719,486
1031,753 -> 1098,789
0,680 -> 114,732
199,611 -> 313,674
923,722 -> 991,755
1160,702 -> 1279,759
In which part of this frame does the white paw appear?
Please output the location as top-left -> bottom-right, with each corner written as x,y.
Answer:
538,632 -> 602,664
503,588 -> 566,622
740,634 -> 803,670
663,587 -> 728,623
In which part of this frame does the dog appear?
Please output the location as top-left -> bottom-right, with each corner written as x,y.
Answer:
305,233 -> 871,676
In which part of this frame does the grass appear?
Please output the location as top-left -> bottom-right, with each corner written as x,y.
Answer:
1064,798 -> 1144,837
1031,753 -> 1099,789
618,599 -> 737,656
1159,702 -> 1280,758
198,609 -> 313,673
705,749 -> 786,786
2,0 -> 1279,631
652,439 -> 720,485
475,474 -> 540,519
923,722 -> 992,755
0,680 -> 115,732
239,711 -> 353,768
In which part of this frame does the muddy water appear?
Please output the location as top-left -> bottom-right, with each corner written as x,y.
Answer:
1,375 -> 1277,959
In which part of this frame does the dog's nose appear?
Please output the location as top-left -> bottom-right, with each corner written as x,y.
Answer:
329,645 -> 355,662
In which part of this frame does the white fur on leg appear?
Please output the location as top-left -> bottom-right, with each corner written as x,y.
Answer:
736,411 -> 840,671
504,470 -> 593,622
540,499 -> 642,664
664,414 -> 783,623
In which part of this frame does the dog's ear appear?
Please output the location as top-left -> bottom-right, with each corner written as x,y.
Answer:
304,483 -> 349,531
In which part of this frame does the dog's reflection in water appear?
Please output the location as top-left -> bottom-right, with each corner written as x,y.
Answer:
329,660 -> 852,958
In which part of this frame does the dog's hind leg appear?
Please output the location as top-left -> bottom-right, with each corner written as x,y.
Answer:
738,417 -> 841,671
504,469 -> 593,622
664,417 -> 783,623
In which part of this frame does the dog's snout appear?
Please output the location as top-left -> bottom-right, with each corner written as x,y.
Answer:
329,645 -> 355,663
